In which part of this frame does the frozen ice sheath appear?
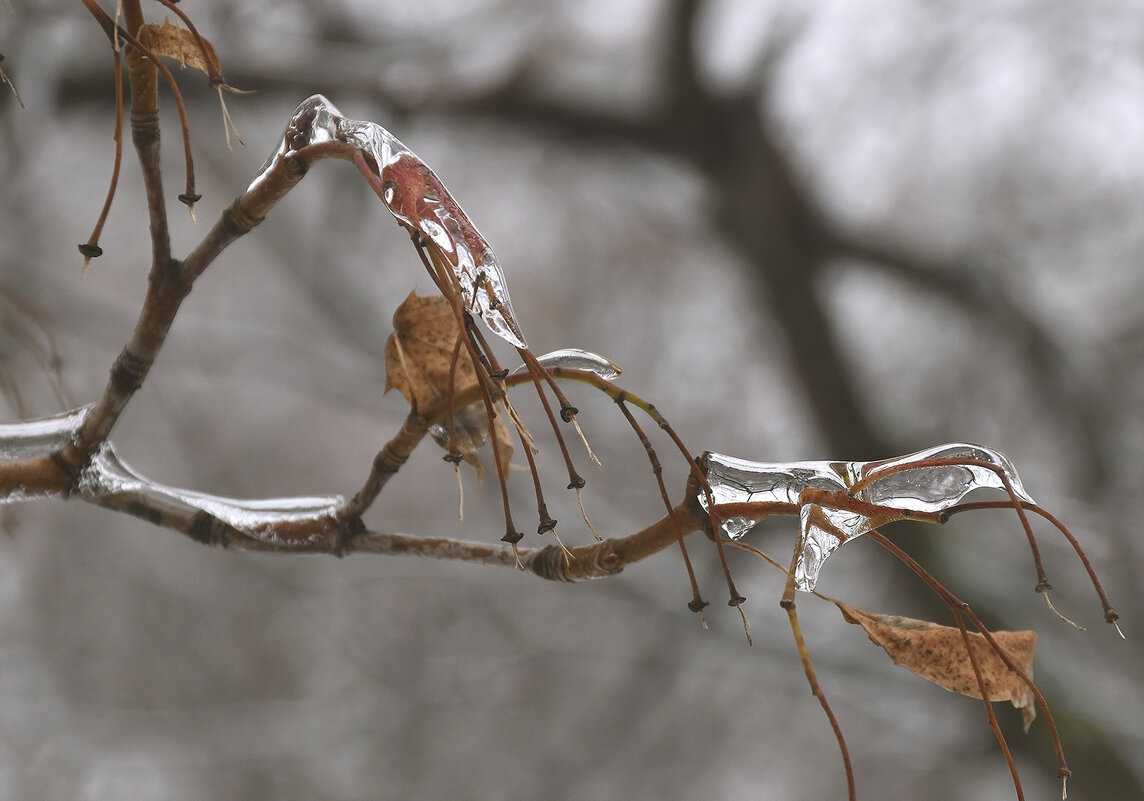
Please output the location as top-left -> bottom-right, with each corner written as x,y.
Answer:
251,94 -> 527,349
700,443 -> 1037,591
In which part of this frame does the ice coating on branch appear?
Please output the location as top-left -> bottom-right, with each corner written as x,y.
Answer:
0,404 -> 92,462
700,452 -> 851,539
250,94 -> 341,186
856,442 -> 1035,511
511,349 -> 623,380
253,94 -> 527,349
0,404 -> 95,503
701,443 -> 1037,592
79,443 -> 343,544
796,502 -> 874,590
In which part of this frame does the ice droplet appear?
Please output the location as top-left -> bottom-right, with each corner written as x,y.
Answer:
512,349 -> 623,380
701,443 -> 1037,592
253,95 -> 527,349
429,404 -> 491,452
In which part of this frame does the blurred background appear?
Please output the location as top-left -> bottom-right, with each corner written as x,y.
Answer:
1,1 -> 1142,798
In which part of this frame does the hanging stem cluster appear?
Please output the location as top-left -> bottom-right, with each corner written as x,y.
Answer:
709,448 -> 1122,801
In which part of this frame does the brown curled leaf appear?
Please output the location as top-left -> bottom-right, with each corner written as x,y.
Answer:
137,20 -> 221,77
384,291 -> 512,478
385,291 -> 475,409
835,601 -> 1038,731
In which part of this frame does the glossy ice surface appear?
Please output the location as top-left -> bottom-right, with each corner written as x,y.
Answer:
701,443 -> 1036,591
79,443 -> 343,546
253,95 -> 527,349
511,348 -> 622,380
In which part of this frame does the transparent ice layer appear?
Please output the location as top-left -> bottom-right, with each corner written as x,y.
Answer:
0,404 -> 91,462
79,443 -> 343,545
252,94 -> 527,349
511,349 -> 623,380
701,443 -> 1036,591
0,405 -> 93,502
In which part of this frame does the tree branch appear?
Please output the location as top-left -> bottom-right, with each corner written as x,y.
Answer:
72,430 -> 706,582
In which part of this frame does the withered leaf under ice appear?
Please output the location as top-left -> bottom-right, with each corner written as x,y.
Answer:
255,95 -> 527,349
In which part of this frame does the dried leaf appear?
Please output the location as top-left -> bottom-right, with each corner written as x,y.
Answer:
138,20 -> 221,77
385,291 -> 474,409
835,601 -> 1038,731
384,291 -> 512,477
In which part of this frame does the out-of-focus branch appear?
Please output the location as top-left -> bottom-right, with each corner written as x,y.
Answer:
829,231 -> 1109,490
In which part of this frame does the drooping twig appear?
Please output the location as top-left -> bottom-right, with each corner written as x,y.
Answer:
949,604 -> 1027,801
947,499 -> 1122,635
782,597 -> 857,801
548,366 -> 746,609
78,42 -> 124,266
868,529 -> 1071,799
614,392 -> 707,613
850,457 -> 1052,595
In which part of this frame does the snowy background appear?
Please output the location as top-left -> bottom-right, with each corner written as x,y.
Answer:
1,1 -> 1141,799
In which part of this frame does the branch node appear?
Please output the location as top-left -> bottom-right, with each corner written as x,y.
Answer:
334,516 -> 366,556
187,510 -> 218,544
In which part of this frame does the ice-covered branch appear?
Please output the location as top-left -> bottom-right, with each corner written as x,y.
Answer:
701,443 -> 1035,592
0,403 -> 704,579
